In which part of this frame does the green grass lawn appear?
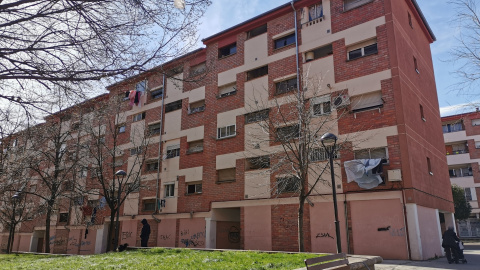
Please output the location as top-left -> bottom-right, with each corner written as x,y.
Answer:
0,248 -> 321,269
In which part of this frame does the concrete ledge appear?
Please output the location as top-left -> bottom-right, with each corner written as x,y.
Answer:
295,254 -> 383,270
13,251 -> 73,256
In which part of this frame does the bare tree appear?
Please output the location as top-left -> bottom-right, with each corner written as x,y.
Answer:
79,96 -> 150,251
0,0 -> 210,118
450,0 -> 480,99
245,74 -> 350,252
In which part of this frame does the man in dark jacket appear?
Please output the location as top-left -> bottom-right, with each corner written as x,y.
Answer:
140,219 -> 151,247
442,226 -> 460,264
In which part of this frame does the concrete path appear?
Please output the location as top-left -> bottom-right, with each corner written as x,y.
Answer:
375,242 -> 479,270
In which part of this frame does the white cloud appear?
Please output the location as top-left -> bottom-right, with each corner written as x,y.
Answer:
440,101 -> 480,117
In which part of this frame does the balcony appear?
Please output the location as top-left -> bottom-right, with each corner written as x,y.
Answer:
447,153 -> 471,165
444,130 -> 467,143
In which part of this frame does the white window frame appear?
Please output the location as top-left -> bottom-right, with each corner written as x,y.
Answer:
311,95 -> 332,116
187,182 -> 202,194
308,3 -> 323,21
165,183 -> 175,198
347,39 -> 378,60
354,147 -> 388,164
136,80 -> 147,92
218,83 -> 237,98
217,125 -> 236,139
166,144 -> 180,159
133,112 -> 146,122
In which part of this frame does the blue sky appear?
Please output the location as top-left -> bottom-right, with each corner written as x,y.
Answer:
196,0 -> 477,116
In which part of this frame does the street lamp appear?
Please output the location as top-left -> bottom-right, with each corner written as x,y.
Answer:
320,132 -> 342,254
113,170 -> 126,250
7,192 -> 21,254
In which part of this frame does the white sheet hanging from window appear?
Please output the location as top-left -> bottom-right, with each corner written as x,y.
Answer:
344,159 -> 383,189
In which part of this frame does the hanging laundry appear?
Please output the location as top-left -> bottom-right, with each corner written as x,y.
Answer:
124,91 -> 130,98
134,91 -> 140,105
90,207 -> 97,224
344,159 -> 383,189
129,90 -> 137,106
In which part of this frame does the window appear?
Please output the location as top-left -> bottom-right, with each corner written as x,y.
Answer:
74,196 -> 84,206
148,123 -> 161,136
64,181 -> 74,191
187,140 -> 203,154
247,24 -> 267,39
167,66 -> 183,76
408,12 -> 413,28
146,161 -> 159,172
165,183 -> 175,197
187,182 -> 202,194
465,188 -> 473,201
344,0 -> 373,11
133,112 -> 146,122
245,109 -> 269,124
427,157 -> 433,175
442,122 -> 464,133
274,33 -> 296,49
165,100 -> 183,113
71,122 -> 80,131
246,156 -> 270,170
351,91 -> 383,112
188,100 -> 206,114
151,88 -> 163,99
117,124 -> 126,133
305,44 -> 333,62
449,167 -> 473,178
348,39 -> 378,60
166,144 -> 180,159
311,96 -> 331,116
246,66 -> 268,81
130,147 -> 143,156
276,176 -> 299,194
190,62 -> 206,77
310,146 -> 339,162
219,43 -> 237,58
414,56 -> 419,73
476,141 -> 480,149
275,77 -> 297,95
276,125 -> 300,141
420,104 -> 426,121
217,168 -> 236,183
136,80 -> 147,92
59,213 -> 69,223
120,91 -> 130,101
143,199 -> 155,211
355,147 -> 387,159
88,199 -> 99,207
79,167 -> 88,178
218,83 -> 237,98
217,125 -> 236,139
472,119 -> 480,126
90,167 -> 101,178
308,3 -> 323,21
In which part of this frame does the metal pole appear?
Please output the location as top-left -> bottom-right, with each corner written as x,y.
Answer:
8,200 -> 16,254
328,146 -> 342,254
114,180 -> 121,250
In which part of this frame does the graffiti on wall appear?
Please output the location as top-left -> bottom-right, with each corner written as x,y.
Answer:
180,229 -> 205,247
121,231 -> 133,240
49,235 -> 66,246
316,232 -> 334,239
389,227 -> 405,237
228,226 -> 240,243
158,234 -> 171,241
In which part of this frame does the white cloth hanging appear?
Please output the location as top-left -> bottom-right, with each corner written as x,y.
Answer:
344,159 -> 383,189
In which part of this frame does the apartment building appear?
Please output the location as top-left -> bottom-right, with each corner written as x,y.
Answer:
2,0 -> 454,260
442,110 -> 480,238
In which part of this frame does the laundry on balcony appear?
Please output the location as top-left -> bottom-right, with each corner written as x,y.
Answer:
344,159 -> 384,189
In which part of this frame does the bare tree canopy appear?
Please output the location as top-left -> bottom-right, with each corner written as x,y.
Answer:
0,0 -> 210,115
450,0 -> 480,97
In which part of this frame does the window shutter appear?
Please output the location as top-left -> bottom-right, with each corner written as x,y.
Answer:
351,91 -> 383,111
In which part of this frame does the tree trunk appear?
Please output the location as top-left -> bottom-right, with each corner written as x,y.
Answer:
298,196 -> 305,252
44,204 -> 52,253
106,209 -> 116,251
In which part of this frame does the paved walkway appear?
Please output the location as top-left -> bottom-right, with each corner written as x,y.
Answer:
375,242 -> 479,270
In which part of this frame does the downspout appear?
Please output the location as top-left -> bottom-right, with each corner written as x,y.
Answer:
155,73 -> 166,214
344,193 -> 350,254
291,1 -> 301,97
402,188 -> 412,260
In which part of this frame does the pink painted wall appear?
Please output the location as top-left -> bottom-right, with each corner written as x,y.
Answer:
12,235 -> 20,252
121,220 -> 138,247
178,218 -> 206,248
310,202 -> 347,253
18,234 -> 31,252
244,205 -> 272,251
157,219 -> 176,247
417,205 -> 442,259
67,229 -> 96,255
350,199 -> 409,260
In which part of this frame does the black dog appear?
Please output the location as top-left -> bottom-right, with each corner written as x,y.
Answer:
117,243 -> 129,252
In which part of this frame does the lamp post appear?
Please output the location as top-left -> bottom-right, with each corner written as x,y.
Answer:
320,132 -> 342,254
7,192 -> 20,254
113,170 -> 126,250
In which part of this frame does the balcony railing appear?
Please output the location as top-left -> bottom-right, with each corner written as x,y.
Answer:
446,149 -> 469,155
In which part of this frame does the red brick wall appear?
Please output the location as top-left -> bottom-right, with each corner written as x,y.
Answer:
331,0 -> 385,34
271,204 -> 311,252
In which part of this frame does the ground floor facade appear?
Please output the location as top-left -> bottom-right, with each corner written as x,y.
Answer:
1,191 -> 453,260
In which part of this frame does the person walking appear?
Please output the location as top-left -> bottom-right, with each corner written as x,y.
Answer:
140,219 -> 151,247
442,226 -> 460,264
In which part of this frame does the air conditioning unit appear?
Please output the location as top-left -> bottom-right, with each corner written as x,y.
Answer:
332,94 -> 350,108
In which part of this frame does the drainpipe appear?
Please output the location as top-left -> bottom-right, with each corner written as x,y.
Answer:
291,0 -> 301,93
402,188 -> 412,260
155,73 -> 166,213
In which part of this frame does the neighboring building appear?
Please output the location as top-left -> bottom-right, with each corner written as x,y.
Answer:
442,110 -> 480,238
1,0 -> 453,260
